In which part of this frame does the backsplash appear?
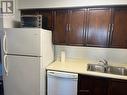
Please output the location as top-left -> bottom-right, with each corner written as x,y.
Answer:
54,45 -> 127,64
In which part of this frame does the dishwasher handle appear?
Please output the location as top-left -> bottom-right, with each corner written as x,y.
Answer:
47,71 -> 78,79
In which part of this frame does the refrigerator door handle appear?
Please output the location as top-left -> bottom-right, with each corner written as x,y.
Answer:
3,55 -> 8,76
3,34 -> 7,54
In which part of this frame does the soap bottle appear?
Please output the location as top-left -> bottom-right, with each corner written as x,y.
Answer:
60,51 -> 66,63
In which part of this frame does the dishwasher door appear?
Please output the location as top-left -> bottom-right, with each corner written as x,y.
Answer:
47,70 -> 78,95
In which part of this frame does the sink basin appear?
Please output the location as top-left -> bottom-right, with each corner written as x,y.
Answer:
107,66 -> 127,76
87,64 -> 106,73
87,64 -> 127,76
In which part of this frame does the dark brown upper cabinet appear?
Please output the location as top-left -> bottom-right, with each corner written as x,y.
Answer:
53,9 -> 86,46
53,10 -> 68,44
86,8 -> 112,47
21,9 -> 39,15
39,10 -> 53,30
110,8 -> 127,48
66,9 -> 86,45
21,7 -> 127,49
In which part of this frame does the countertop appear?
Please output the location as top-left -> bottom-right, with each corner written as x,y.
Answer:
46,59 -> 127,80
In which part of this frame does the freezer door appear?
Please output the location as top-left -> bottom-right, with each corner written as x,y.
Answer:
3,55 -> 41,95
2,28 -> 51,56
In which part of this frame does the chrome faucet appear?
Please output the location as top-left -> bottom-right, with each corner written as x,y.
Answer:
99,59 -> 108,72
99,59 -> 108,66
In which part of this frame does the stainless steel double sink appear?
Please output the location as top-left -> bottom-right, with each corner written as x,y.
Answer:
87,64 -> 127,76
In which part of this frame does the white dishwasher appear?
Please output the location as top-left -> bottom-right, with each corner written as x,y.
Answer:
47,70 -> 78,95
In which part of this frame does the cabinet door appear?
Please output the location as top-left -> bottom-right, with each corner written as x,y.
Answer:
53,10 -> 68,44
78,75 -> 93,95
93,77 -> 108,95
87,8 -> 112,47
109,79 -> 127,95
110,8 -> 127,48
78,75 -> 108,95
39,10 -> 53,30
66,9 -> 86,45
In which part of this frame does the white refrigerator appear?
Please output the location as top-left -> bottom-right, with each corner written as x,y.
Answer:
1,28 -> 54,95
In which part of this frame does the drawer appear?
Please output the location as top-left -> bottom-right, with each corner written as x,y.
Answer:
78,89 -> 91,95
78,92 -> 90,95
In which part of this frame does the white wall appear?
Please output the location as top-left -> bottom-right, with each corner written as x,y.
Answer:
2,15 -> 15,28
18,0 -> 127,9
14,0 -> 21,27
0,15 -> 3,28
0,0 -> 14,28
1,0 -> 20,28
0,0 -> 3,28
55,45 -> 127,64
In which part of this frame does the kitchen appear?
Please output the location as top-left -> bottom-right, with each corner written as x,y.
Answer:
1,0 -> 127,95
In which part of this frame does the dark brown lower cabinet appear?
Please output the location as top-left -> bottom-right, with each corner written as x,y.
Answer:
109,79 -> 127,95
78,75 -> 108,95
78,74 -> 127,95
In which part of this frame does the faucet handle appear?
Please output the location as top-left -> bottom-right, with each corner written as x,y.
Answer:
103,59 -> 108,65
99,59 -> 108,65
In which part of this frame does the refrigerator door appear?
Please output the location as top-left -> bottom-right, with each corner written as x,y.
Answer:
2,28 -> 51,56
3,55 -> 41,95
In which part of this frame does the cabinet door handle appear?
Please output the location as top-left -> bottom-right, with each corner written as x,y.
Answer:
66,24 -> 69,32
111,24 -> 114,32
68,24 -> 71,32
108,24 -> 114,33
108,24 -> 111,32
80,90 -> 90,93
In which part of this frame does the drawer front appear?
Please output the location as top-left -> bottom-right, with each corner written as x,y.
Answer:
78,89 -> 91,95
78,92 -> 90,95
